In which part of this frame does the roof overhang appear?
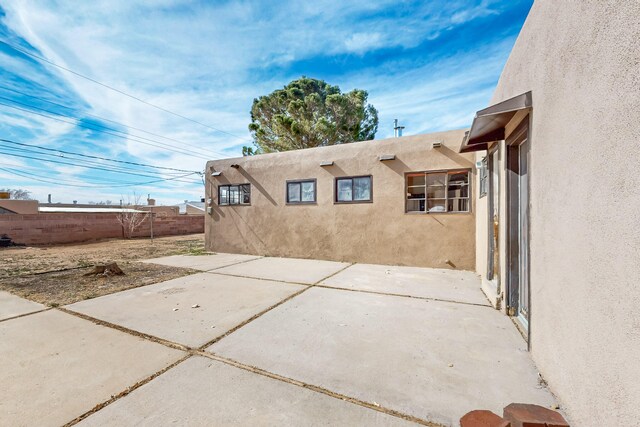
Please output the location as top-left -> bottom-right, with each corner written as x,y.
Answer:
459,91 -> 532,153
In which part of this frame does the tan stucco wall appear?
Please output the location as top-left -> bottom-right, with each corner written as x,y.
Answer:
478,1 -> 640,425
0,199 -> 39,214
205,130 -> 476,270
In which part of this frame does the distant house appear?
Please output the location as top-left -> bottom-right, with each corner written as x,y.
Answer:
173,201 -> 205,215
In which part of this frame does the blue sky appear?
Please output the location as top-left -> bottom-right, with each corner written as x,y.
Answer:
0,0 -> 532,205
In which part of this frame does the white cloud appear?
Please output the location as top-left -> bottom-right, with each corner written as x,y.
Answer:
0,0 -> 521,204
344,33 -> 385,55
450,0 -> 500,25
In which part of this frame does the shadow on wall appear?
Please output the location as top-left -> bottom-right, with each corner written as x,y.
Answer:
210,204 -> 225,221
238,167 -> 278,206
381,157 -> 411,176
381,157 -> 445,226
228,206 -> 270,255
436,146 -> 474,168
319,164 -> 347,177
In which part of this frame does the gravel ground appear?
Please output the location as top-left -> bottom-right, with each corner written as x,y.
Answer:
0,234 -> 206,306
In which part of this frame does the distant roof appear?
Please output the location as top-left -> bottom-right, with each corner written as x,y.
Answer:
173,201 -> 205,214
39,207 -> 144,213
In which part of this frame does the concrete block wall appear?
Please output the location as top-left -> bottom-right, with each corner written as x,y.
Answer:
0,213 -> 203,245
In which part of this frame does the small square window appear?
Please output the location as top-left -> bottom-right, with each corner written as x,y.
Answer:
218,184 -> 250,206
286,179 -> 316,204
335,176 -> 372,203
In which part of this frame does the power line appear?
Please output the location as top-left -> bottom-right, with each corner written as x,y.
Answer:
0,150 -> 202,183
2,147 -> 196,182
0,144 -> 197,179
1,138 -> 201,174
0,40 -> 252,143
0,99 -> 215,160
0,85 -> 231,159
0,166 -> 200,188
0,161 -> 190,186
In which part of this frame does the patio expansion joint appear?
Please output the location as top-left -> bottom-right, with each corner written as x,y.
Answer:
56,262 -> 451,426
196,284 -> 313,350
203,255 -> 264,272
0,307 -> 52,323
56,307 -> 192,352
314,284 -> 493,308
205,270 -> 312,287
198,263 -> 355,350
196,350 -> 445,427
62,353 -> 193,427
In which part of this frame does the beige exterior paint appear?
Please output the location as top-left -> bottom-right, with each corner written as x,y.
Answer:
205,130 -> 476,270
473,1 -> 640,425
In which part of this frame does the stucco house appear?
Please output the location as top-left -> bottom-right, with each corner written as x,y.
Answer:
459,1 -> 639,425
205,1 -> 638,425
206,129 -> 476,270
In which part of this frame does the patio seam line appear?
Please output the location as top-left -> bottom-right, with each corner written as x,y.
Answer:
62,353 -> 193,427
58,266 -> 439,426
198,263 -> 355,350
51,262 -> 455,425
205,270 -> 313,286
141,255 -> 262,273
314,284 -> 493,308
204,255 -> 264,272
0,307 -> 52,323
56,307 -> 192,352
196,284 -> 313,350
196,350 -> 445,427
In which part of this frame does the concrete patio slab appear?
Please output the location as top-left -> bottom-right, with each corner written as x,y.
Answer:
66,272 -> 305,348
79,356 -> 413,426
0,290 -> 46,321
142,253 -> 261,271
0,310 -> 183,427
321,263 -> 488,306
213,256 -> 350,284
209,287 -> 555,426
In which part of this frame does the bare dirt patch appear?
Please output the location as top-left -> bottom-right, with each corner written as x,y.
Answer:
0,234 -> 206,306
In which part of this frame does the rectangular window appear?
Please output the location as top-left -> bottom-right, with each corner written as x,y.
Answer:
218,184 -> 251,206
479,157 -> 488,198
335,176 -> 372,203
286,179 -> 316,204
406,170 -> 470,213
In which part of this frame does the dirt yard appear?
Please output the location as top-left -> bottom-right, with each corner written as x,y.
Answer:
0,234 -> 206,306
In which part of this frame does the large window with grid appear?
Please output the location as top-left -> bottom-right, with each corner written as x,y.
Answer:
218,184 -> 251,206
406,170 -> 470,213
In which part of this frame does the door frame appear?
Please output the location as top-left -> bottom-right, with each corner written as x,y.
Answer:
505,115 -> 531,345
486,144 -> 500,292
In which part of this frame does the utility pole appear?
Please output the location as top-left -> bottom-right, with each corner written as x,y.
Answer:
148,193 -> 154,242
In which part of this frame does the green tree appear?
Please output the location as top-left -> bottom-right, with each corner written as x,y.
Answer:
245,77 -> 378,154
